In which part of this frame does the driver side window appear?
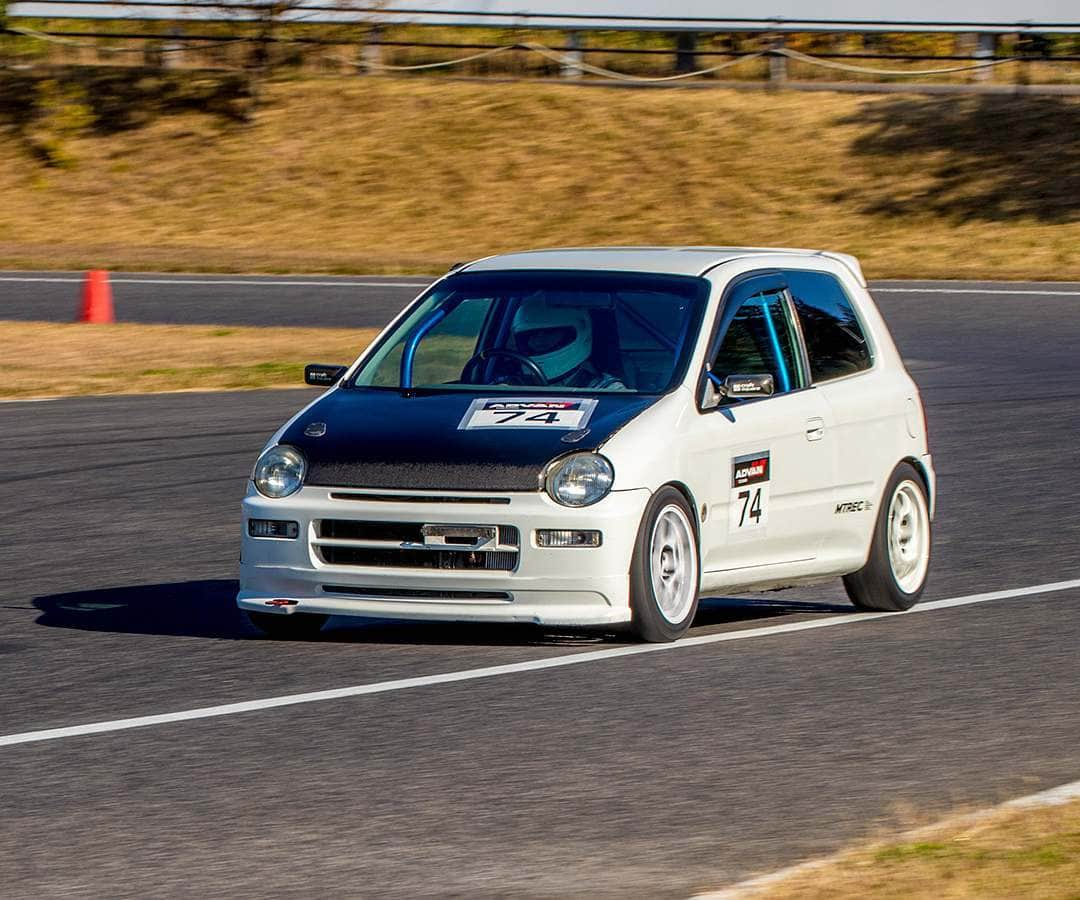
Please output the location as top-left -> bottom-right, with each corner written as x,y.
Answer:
711,290 -> 804,394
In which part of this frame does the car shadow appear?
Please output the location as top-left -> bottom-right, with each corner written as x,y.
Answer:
32,580 -> 856,646
693,595 -> 854,627
33,580 -> 252,640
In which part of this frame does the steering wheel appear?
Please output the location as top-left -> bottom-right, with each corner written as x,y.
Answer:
462,349 -> 549,386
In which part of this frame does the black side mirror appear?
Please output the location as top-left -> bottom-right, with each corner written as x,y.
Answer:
702,371 -> 775,409
305,363 -> 347,387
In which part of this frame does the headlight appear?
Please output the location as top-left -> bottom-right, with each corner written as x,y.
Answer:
544,453 -> 614,507
253,445 -> 306,498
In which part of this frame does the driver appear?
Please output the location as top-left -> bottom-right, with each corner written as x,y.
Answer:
509,301 -> 625,390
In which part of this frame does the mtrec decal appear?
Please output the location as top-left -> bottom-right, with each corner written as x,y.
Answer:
458,397 -> 599,430
730,450 -> 771,533
835,500 -> 874,514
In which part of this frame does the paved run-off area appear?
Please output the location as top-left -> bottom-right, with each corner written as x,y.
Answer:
0,280 -> 1078,896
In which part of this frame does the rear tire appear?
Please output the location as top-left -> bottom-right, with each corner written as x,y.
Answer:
843,463 -> 931,612
628,486 -> 700,642
247,610 -> 329,639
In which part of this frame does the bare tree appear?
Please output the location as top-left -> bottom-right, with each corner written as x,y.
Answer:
191,0 -> 387,78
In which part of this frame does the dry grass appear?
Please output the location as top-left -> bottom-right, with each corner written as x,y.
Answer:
753,798 -> 1080,899
0,77 -> 1077,280
0,321 -> 377,398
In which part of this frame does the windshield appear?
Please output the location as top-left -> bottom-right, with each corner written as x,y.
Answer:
351,270 -> 709,395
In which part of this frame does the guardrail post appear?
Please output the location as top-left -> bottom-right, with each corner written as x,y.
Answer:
561,31 -> 583,79
974,32 -> 996,82
1014,32 -> 1045,89
769,35 -> 787,85
161,27 -> 183,70
360,26 -> 382,75
143,41 -> 162,69
675,32 -> 697,74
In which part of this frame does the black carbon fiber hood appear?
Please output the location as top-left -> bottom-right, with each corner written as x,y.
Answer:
279,388 -> 657,491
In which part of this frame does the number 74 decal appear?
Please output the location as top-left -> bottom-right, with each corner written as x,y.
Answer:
729,450 -> 770,533
458,397 -> 598,430
736,487 -> 765,527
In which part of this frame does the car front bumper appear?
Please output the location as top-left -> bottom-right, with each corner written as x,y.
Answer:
238,484 -> 651,626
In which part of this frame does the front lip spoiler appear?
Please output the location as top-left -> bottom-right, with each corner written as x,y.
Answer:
237,590 -> 628,626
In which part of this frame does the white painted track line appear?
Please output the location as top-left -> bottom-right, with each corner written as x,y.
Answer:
696,776 -> 1080,898
873,287 -> 1080,296
1,578 -> 1077,749
0,277 -> 430,288
1,277 -> 1078,295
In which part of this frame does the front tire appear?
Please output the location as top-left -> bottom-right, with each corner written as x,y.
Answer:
843,463 -> 931,612
247,610 -> 329,639
628,486 -> 701,642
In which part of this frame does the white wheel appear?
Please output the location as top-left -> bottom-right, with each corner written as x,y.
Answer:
650,504 -> 698,625
844,462 -> 931,612
887,480 -> 931,593
629,487 -> 701,641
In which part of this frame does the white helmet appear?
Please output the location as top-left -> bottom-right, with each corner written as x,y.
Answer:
511,301 -> 592,381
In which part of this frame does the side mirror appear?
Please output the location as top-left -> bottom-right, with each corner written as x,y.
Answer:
304,363 -> 347,387
702,371 -> 775,409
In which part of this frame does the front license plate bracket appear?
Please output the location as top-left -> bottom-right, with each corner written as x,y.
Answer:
421,524 -> 498,550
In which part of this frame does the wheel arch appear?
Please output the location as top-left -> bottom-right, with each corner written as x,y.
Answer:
901,455 -> 934,516
662,480 -> 702,544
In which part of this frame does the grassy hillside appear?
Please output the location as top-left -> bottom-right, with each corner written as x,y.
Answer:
1,72 -> 1077,278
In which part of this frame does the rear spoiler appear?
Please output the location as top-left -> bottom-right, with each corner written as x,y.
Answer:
817,251 -> 867,287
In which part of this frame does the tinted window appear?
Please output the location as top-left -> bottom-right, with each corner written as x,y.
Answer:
352,270 -> 708,395
785,271 -> 871,382
712,290 -> 804,394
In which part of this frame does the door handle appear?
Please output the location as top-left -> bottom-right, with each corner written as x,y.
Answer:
805,417 -> 825,441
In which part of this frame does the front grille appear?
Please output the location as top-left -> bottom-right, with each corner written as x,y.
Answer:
319,546 -> 518,571
313,520 -> 520,571
319,520 -> 423,543
330,492 -> 512,505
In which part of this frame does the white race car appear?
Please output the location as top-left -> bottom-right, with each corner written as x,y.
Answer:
239,247 -> 933,642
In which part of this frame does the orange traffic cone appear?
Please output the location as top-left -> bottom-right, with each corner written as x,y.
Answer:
78,270 -> 115,323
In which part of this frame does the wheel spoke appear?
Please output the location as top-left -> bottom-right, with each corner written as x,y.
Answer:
649,505 -> 697,625
886,481 -> 930,593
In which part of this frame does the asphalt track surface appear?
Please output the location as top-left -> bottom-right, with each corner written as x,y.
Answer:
0,272 -> 430,328
3,269 -> 1079,329
1,276 -> 1079,897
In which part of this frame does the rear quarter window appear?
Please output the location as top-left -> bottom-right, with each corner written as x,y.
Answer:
785,270 -> 872,382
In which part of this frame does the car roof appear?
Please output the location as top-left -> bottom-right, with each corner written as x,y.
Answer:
461,246 -> 858,279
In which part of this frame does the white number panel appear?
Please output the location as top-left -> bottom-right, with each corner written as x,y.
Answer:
458,397 -> 599,430
728,450 -> 771,534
